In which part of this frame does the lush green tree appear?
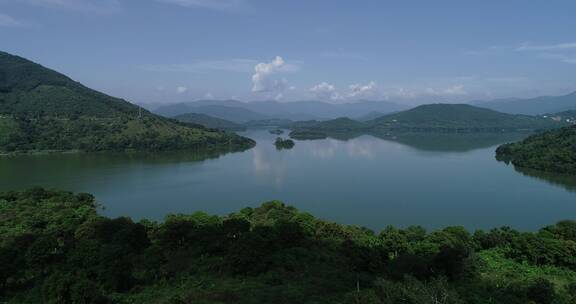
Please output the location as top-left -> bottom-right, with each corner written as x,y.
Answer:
2,188 -> 576,304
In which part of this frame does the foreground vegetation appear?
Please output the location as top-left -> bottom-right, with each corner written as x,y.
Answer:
0,51 -> 254,153
2,188 -> 576,303
496,126 -> 576,174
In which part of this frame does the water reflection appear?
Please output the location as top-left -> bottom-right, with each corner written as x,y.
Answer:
0,148 -> 248,189
371,132 -> 528,152
251,146 -> 287,187
303,131 -> 530,153
309,139 -> 339,159
512,166 -> 576,193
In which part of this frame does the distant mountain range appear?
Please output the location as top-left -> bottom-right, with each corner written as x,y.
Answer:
154,90 -> 576,125
473,91 -> 576,115
0,51 -> 254,153
159,104 -> 270,123
289,104 -> 566,138
153,99 -> 407,123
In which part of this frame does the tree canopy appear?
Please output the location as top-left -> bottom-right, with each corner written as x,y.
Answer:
496,125 -> 576,174
2,188 -> 576,303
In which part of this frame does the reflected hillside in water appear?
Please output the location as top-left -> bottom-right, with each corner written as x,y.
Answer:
512,166 -> 576,193
0,147 -> 250,189
314,131 -> 530,152
370,132 -> 529,152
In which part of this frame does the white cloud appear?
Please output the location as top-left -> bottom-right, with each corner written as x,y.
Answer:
539,53 -> 576,64
439,85 -> 467,96
251,56 -> 298,93
485,77 -> 529,83
204,92 -> 214,99
516,42 -> 576,65
0,13 -> 26,28
142,59 -> 258,73
383,87 -> 419,99
464,45 -> 510,56
14,0 -> 121,14
466,42 -> 576,65
156,0 -> 245,11
348,81 -> 378,99
381,85 -> 468,100
517,42 -> 576,51
307,81 -> 380,101
176,86 -> 188,94
309,82 -> 342,101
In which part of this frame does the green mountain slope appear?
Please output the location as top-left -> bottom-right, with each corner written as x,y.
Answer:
367,104 -> 564,132
291,104 -> 565,139
173,113 -> 246,131
0,51 -> 254,153
496,126 -> 576,174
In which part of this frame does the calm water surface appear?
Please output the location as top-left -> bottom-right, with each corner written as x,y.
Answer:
1,129 -> 575,231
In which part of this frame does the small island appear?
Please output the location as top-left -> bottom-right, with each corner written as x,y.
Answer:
269,129 -> 284,135
274,137 -> 295,149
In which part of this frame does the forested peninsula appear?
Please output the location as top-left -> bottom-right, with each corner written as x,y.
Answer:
496,125 -> 576,174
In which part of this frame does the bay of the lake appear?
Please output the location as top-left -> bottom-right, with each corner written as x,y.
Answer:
1,129 -> 574,231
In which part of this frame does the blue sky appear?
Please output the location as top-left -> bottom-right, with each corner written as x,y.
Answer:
1,0 -> 576,105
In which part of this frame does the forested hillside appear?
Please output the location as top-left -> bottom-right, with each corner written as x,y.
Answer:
173,113 -> 246,131
368,104 -> 565,132
0,51 -> 254,153
496,126 -> 576,174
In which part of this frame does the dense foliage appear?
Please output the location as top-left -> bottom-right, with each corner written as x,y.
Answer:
0,115 -> 254,153
274,137 -> 295,150
0,51 -> 254,153
2,188 -> 576,304
172,113 -> 246,131
496,126 -> 576,174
